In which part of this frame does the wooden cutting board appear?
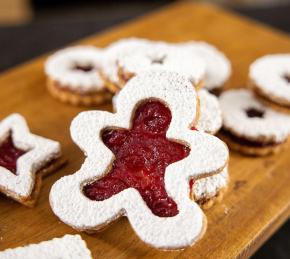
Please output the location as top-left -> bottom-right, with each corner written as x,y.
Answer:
0,2 -> 290,258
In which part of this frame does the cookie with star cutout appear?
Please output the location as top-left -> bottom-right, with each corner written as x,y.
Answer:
0,114 -> 64,207
50,70 -> 228,250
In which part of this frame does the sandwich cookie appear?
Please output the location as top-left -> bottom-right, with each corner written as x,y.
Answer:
50,70 -> 228,250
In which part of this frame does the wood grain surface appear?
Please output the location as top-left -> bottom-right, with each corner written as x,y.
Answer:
0,1 -> 290,258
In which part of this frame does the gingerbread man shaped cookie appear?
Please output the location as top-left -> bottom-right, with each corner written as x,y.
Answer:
50,70 -> 228,250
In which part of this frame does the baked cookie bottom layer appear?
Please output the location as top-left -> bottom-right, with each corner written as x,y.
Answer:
194,187 -> 228,210
0,156 -> 66,207
250,81 -> 290,114
47,79 -> 112,106
219,130 -> 287,156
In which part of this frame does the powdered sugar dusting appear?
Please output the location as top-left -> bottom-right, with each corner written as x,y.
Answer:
192,166 -> 228,201
250,54 -> 290,105
45,46 -> 106,93
177,41 -> 231,90
50,70 -> 228,249
102,38 -> 156,86
219,89 -> 290,143
0,235 -> 92,259
197,89 -> 222,134
0,114 -> 61,198
118,45 -> 206,86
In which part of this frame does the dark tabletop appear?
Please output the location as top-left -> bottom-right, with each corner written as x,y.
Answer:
0,1 -> 289,258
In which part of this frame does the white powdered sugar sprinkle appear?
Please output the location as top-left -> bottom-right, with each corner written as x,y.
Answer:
196,89 -> 222,134
177,41 -> 231,90
50,70 -> 228,250
117,44 -> 206,86
0,235 -> 92,259
192,166 -> 228,201
45,46 -> 106,93
102,38 -> 156,86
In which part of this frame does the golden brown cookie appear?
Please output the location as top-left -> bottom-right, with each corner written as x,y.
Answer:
47,78 -> 112,106
45,46 -> 112,106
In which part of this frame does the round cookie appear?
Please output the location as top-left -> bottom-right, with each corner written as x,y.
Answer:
191,166 -> 229,210
219,89 -> 290,156
45,46 -> 112,106
196,89 -> 222,134
178,41 -> 231,95
117,44 -> 206,89
102,38 -> 156,93
249,54 -> 290,112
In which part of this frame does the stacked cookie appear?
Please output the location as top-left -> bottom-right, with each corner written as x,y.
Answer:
219,54 -> 290,156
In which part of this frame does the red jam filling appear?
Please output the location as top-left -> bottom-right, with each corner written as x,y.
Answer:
245,107 -> 265,118
73,64 -> 94,72
83,100 -> 190,217
189,179 -> 195,190
283,74 -> 290,83
0,134 -> 27,174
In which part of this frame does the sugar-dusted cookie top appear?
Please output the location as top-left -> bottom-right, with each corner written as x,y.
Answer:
0,235 -> 92,259
117,44 -> 206,86
196,89 -> 222,134
192,166 -> 228,202
102,38 -> 156,86
45,46 -> 106,93
50,70 -> 228,250
0,114 -> 61,199
178,41 -> 231,90
219,89 -> 290,143
249,54 -> 290,106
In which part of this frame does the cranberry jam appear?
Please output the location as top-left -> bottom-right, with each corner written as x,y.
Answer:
0,134 -> 27,174
83,100 -> 190,217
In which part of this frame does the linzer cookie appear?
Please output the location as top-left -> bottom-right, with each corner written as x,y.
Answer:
0,235 -> 92,259
219,89 -> 290,156
178,41 -> 231,95
196,89 -> 222,134
50,70 -> 228,250
190,166 -> 229,209
117,45 -> 206,89
249,54 -> 290,113
0,114 -> 63,207
45,46 -> 112,106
